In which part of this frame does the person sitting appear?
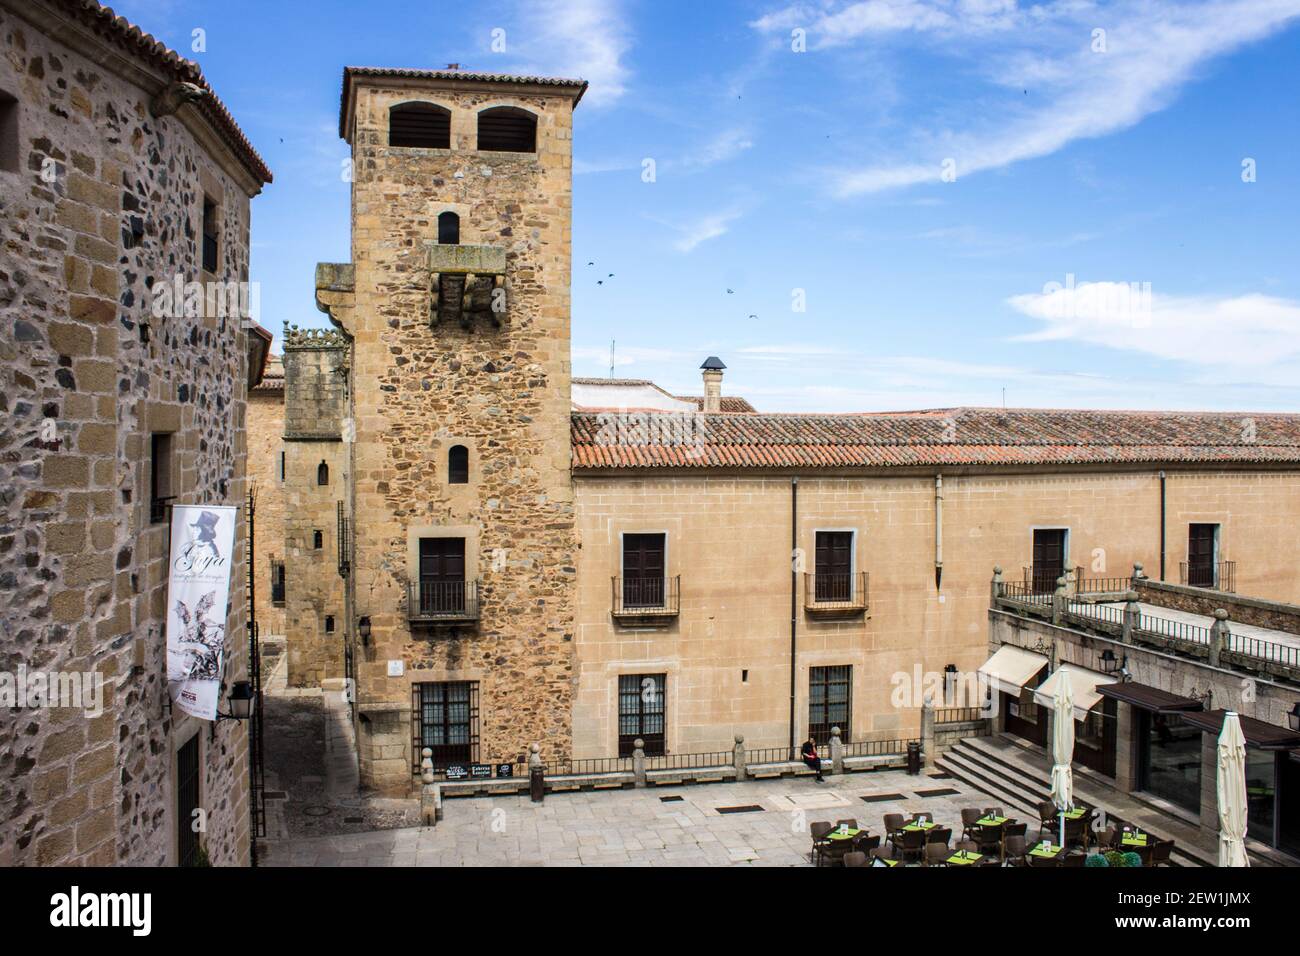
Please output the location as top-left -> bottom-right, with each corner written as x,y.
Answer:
801,736 -> 825,782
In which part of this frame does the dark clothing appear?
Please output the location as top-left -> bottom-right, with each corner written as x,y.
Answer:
800,741 -> 823,779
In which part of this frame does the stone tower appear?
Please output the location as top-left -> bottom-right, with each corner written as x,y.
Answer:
314,68 -> 585,793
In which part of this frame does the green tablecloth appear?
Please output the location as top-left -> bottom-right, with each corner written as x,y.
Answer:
976,816 -> 1008,826
827,827 -> 862,841
1059,808 -> 1086,820
1028,843 -> 1062,858
1121,833 -> 1149,847
947,851 -> 983,866
902,821 -> 937,831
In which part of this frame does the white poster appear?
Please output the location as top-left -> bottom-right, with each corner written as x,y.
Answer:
165,505 -> 237,721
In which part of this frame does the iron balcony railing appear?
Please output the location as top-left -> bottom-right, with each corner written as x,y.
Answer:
804,571 -> 869,612
1023,565 -> 1083,594
611,576 -> 680,617
407,579 -> 480,624
1180,560 -> 1236,593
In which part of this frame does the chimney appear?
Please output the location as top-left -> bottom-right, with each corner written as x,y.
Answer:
700,356 -> 726,413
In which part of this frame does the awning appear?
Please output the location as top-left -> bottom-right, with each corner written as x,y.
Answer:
1181,710 -> 1300,751
1096,682 -> 1204,715
978,645 -> 1049,697
1032,664 -> 1116,721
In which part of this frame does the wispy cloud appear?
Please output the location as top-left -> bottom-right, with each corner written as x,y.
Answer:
658,207 -> 747,253
510,0 -> 632,107
753,0 -> 1300,195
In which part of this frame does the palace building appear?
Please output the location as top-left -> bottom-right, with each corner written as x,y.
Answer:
256,65 -> 1300,800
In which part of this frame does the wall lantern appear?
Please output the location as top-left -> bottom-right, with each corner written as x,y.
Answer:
217,680 -> 255,721
1099,649 -> 1119,674
358,616 -> 372,644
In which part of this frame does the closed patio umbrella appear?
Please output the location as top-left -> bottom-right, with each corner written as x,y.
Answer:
1050,674 -> 1075,847
1216,712 -> 1249,868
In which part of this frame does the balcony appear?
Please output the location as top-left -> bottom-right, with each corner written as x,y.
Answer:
611,576 -> 680,621
407,580 -> 480,626
804,572 -> 869,615
1180,560 -> 1236,593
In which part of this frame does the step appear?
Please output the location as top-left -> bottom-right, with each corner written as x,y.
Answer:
940,744 -> 1047,810
947,735 -> 1214,867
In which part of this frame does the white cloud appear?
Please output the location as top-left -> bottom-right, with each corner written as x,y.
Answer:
1008,284 -> 1300,368
684,127 -> 756,169
511,0 -> 632,107
753,1 -> 1300,195
664,208 -> 746,253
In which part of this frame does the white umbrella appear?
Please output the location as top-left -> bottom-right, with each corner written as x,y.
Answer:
1216,712 -> 1250,868
1049,674 -> 1075,847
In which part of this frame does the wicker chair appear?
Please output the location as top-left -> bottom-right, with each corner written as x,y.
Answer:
883,813 -> 906,839
870,842 -> 895,863
924,843 -> 951,867
1037,801 -> 1059,838
1004,835 -> 1028,865
835,818 -> 859,830
1060,851 -> 1086,867
927,826 -> 953,849
1026,850 -> 1060,867
1095,825 -> 1118,850
1149,839 -> 1175,867
891,827 -> 927,865
1004,821 -> 1028,842
911,811 -> 934,824
843,851 -> 868,868
960,808 -> 983,841
853,833 -> 881,855
1063,816 -> 1088,850
810,821 -> 834,866
955,839 -> 979,855
971,822 -> 1004,857
982,806 -> 1004,819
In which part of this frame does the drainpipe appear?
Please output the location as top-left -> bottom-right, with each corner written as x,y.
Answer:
789,476 -> 799,755
934,474 -> 944,590
1158,470 -> 1167,581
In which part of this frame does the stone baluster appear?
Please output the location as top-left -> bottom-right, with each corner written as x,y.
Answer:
991,565 -> 1004,604
632,738 -> 647,787
1052,575 -> 1068,625
1122,590 -> 1140,644
920,697 -> 936,768
732,733 -> 747,781
830,726 -> 844,776
1209,609 -> 1230,668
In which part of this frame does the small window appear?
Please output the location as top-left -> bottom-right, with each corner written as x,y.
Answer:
389,102 -> 451,148
0,88 -> 17,173
448,444 -> 469,484
201,197 -> 218,273
438,211 -> 460,246
279,451 -> 285,482
270,559 -> 285,606
150,433 -> 173,524
325,615 -> 335,634
313,530 -> 323,550
477,106 -> 536,153
317,460 -> 329,486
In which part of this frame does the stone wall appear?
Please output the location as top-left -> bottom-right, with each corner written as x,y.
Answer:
247,380 -> 285,638
1138,578 -> 1300,636
338,76 -> 579,793
0,2 -> 265,865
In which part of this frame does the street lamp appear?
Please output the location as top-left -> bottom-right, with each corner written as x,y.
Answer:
1287,701 -> 1300,732
1099,649 -> 1119,674
217,680 -> 255,721
358,616 -> 372,645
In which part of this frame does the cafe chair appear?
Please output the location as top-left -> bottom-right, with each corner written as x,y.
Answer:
843,851 -> 868,868
1004,835 -> 1028,865
924,844 -> 951,867
912,811 -> 934,823
927,826 -> 952,848
853,833 -> 881,855
882,813 -> 906,839
834,818 -> 858,830
1037,801 -> 1059,838
810,821 -> 834,866
983,807 -> 1003,819
1004,821 -> 1027,842
891,827 -> 927,865
870,843 -> 895,863
1061,851 -> 1086,867
1026,850 -> 1060,868
1095,826 -> 1118,850
1063,816 -> 1088,849
955,839 -> 979,855
960,808 -> 983,841
1149,839 -> 1175,867
972,823 -> 1004,857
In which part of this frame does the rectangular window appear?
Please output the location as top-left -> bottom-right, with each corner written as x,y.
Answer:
618,673 -> 665,756
808,665 -> 851,747
201,197 -> 219,272
413,681 -> 478,769
0,88 -> 17,173
814,531 -> 853,602
279,451 -> 285,482
1187,523 -> 1219,588
312,530 -> 323,550
270,559 -> 285,606
417,536 -> 466,614
1030,528 -> 1067,593
150,433 -> 173,524
621,532 -> 666,608
176,735 -> 201,867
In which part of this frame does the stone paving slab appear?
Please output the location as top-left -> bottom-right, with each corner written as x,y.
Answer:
261,768 -> 1001,867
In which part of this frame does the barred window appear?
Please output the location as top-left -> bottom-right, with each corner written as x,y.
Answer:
413,681 -> 478,771
809,665 -> 851,746
618,674 -> 665,757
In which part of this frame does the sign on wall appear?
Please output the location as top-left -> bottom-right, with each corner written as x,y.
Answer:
165,505 -> 237,721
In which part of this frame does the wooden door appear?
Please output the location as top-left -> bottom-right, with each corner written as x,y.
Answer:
1188,524 -> 1217,587
1031,529 -> 1066,592
815,531 -> 853,602
622,533 -> 665,607
419,537 -> 466,613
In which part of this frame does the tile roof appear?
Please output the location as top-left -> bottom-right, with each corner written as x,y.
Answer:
54,1 -> 271,185
674,394 -> 758,414
252,354 -> 283,392
571,407 -> 1300,471
339,66 -> 589,137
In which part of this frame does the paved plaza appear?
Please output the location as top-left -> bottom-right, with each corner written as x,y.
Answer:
260,768 -> 997,867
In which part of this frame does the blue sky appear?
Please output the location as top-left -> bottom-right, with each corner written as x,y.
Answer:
120,0 -> 1300,412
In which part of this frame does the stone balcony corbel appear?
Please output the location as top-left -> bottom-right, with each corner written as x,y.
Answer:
314,262 -> 356,336
427,244 -> 508,329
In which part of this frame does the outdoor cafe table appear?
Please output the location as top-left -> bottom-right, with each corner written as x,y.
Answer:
1058,808 -> 1086,820
827,827 -> 863,842
1028,842 -> 1063,859
947,850 -> 984,866
1120,832 -> 1149,848
976,815 -> 1008,826
902,820 -> 937,832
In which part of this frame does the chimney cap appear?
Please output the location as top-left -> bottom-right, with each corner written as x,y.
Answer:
700,356 -> 727,371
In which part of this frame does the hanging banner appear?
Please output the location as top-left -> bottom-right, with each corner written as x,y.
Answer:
165,505 -> 237,721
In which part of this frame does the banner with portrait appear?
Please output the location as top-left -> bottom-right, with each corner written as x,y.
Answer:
165,505 -> 237,721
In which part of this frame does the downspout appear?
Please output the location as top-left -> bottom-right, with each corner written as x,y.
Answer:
934,474 -> 944,590
789,476 -> 798,754
1158,470 -> 1167,581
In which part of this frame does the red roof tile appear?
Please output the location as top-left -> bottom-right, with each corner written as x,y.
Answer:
571,408 -> 1300,470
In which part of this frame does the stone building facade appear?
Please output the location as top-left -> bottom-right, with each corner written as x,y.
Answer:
247,356 -> 286,640
0,0 -> 270,865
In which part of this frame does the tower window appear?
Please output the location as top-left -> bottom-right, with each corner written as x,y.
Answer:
201,197 -> 219,273
438,211 -> 460,246
317,460 -> 329,486
0,88 -> 17,173
477,106 -> 536,153
279,451 -> 285,481
448,445 -> 469,484
389,102 -> 450,148
149,433 -> 174,524
325,615 -> 335,634
313,530 -> 323,550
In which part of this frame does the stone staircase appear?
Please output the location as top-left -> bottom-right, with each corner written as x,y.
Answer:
937,734 -> 1226,867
